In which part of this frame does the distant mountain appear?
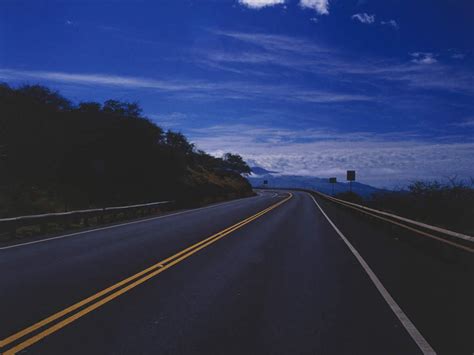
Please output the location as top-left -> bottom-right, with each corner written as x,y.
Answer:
250,166 -> 279,175
247,172 -> 383,197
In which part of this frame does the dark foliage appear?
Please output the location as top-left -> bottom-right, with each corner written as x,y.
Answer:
222,153 -> 252,175
333,191 -> 365,204
368,179 -> 474,234
336,179 -> 474,234
0,84 -> 252,216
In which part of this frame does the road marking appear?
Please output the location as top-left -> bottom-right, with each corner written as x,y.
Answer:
309,194 -> 436,355
0,193 -> 292,354
0,194 -> 288,348
0,192 -> 273,251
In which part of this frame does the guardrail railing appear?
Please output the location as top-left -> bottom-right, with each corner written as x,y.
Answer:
0,200 -> 173,238
309,189 -> 474,254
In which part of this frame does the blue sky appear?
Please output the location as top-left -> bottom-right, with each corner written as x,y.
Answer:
1,0 -> 473,188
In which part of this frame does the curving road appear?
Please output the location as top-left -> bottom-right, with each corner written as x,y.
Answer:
0,191 -> 471,354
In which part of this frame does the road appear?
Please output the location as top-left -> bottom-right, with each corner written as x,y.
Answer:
0,191 -> 471,354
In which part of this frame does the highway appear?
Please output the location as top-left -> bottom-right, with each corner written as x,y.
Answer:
0,190 -> 471,354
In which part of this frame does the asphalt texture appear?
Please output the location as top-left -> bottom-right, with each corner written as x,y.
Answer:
0,190 -> 471,355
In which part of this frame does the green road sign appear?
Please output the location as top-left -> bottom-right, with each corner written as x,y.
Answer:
347,170 -> 356,181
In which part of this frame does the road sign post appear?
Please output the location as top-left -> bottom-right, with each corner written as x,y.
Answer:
329,177 -> 337,196
346,170 -> 356,192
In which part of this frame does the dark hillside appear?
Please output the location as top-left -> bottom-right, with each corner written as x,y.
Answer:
0,84 -> 252,217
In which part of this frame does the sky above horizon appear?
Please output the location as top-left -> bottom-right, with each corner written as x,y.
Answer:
1,0 -> 473,188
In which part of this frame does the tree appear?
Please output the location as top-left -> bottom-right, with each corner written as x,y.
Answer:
165,130 -> 194,154
222,153 -> 251,175
0,84 -> 253,216
77,102 -> 102,112
103,100 -> 142,117
16,85 -> 72,111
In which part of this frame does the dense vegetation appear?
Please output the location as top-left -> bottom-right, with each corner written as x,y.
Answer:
0,84 -> 253,217
336,179 -> 474,234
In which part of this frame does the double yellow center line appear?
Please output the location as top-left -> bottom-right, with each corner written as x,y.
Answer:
1,193 -> 292,354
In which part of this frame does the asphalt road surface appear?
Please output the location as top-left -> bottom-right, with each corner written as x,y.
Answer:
0,191 -> 471,354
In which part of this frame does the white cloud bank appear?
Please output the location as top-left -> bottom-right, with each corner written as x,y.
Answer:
238,0 -> 285,9
299,0 -> 329,15
352,13 -> 376,24
189,124 -> 474,188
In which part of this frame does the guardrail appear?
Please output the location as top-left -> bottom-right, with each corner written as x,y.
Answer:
309,189 -> 474,254
0,200 -> 173,238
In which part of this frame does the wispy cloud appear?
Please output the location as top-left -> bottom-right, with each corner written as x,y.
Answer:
455,118 -> 474,128
238,0 -> 285,9
0,68 -> 209,91
237,0 -> 329,15
451,53 -> 466,60
410,52 -> 437,65
0,68 -> 373,104
205,31 -> 474,96
299,0 -> 329,15
148,112 -> 189,128
211,30 -> 327,55
289,91 -> 372,103
189,124 -> 474,187
381,19 -> 399,29
351,13 -> 376,24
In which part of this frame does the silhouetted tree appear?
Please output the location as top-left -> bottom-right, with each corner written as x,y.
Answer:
17,85 -> 72,111
78,102 -> 102,112
0,83 -> 252,216
103,100 -> 142,117
165,130 -> 194,155
222,153 -> 251,175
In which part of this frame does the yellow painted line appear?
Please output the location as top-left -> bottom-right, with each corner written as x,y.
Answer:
1,193 -> 292,354
0,195 -> 289,348
0,198 -> 282,349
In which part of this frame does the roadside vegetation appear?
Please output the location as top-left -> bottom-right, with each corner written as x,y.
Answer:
335,179 -> 474,235
0,84 -> 253,218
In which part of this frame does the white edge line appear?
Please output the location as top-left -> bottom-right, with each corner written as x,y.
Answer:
0,193 -> 272,251
309,193 -> 436,355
